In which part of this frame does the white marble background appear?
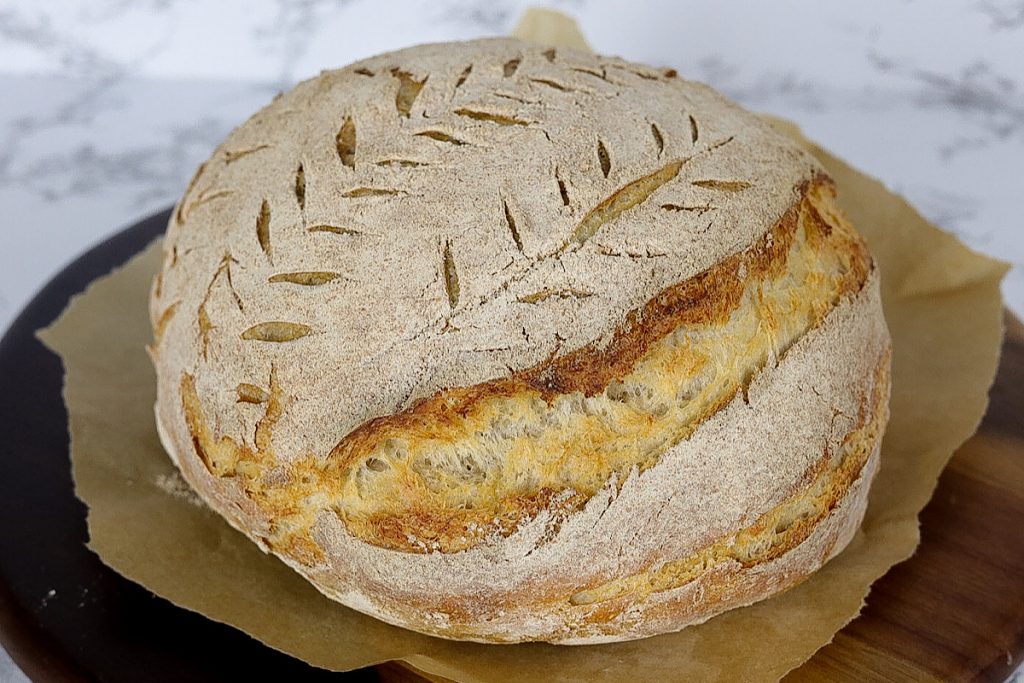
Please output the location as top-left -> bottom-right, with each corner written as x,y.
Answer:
0,1 -> 1022,681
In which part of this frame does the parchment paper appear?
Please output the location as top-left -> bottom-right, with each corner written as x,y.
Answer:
38,10 -> 1008,683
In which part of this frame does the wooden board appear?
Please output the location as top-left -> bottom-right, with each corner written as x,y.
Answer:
787,313 -> 1024,682
383,315 -> 1024,682
0,215 -> 1020,682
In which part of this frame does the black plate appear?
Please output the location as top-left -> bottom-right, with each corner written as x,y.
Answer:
0,211 -> 376,682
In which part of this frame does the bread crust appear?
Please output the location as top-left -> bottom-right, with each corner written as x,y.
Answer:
150,38 -> 891,643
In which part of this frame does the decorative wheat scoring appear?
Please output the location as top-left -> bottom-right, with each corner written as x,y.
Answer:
179,188 -> 232,225
529,77 -> 573,92
455,108 -> 529,126
241,321 -> 312,342
268,272 -> 343,286
503,200 -> 523,252
567,159 -> 685,249
455,64 -> 472,89
442,240 -> 460,309
224,144 -> 270,164
336,116 -> 356,169
691,179 -> 752,192
256,199 -> 271,259
392,69 -> 426,117
597,139 -> 612,178
236,383 -> 270,403
294,163 -> 306,212
517,288 -> 593,303
651,123 -> 665,156
341,187 -> 402,198
556,168 -> 571,207
661,203 -> 716,215
375,159 -> 429,168
415,130 -> 467,146
307,224 -> 362,236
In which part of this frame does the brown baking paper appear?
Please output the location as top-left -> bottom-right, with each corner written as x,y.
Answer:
38,11 -> 1008,683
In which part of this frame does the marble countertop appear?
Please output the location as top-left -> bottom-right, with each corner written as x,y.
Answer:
0,1 -> 1021,681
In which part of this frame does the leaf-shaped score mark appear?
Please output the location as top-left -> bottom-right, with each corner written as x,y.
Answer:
556,168 -> 571,207
341,188 -> 402,198
661,203 -> 715,214
268,272 -> 343,286
153,301 -> 180,345
374,159 -> 429,168
597,139 -> 611,178
455,64 -> 472,89
236,383 -> 269,404
650,123 -> 665,156
691,179 -> 753,192
504,200 -> 523,252
294,163 -> 306,211
241,322 -> 312,342
196,253 -> 242,357
392,69 -> 426,117
567,159 -> 684,249
570,66 -> 612,83
224,144 -> 270,163
307,225 -> 362,236
442,240 -> 460,309
517,288 -> 593,304
175,161 -> 208,225
529,77 -> 574,92
256,199 -> 271,259
414,130 -> 467,146
336,116 -> 356,169
178,188 -> 232,225
454,108 -> 529,126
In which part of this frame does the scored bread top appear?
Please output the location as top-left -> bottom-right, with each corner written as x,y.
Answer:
151,38 -> 847,560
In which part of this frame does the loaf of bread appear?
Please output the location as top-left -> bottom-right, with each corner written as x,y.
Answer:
149,38 -> 891,644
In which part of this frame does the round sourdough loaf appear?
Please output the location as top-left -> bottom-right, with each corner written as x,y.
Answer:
149,38 -> 891,644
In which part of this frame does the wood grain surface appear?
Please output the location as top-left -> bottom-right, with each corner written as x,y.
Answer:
382,314 -> 1024,683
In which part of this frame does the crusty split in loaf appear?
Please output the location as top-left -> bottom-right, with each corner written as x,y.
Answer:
149,38 -> 891,644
